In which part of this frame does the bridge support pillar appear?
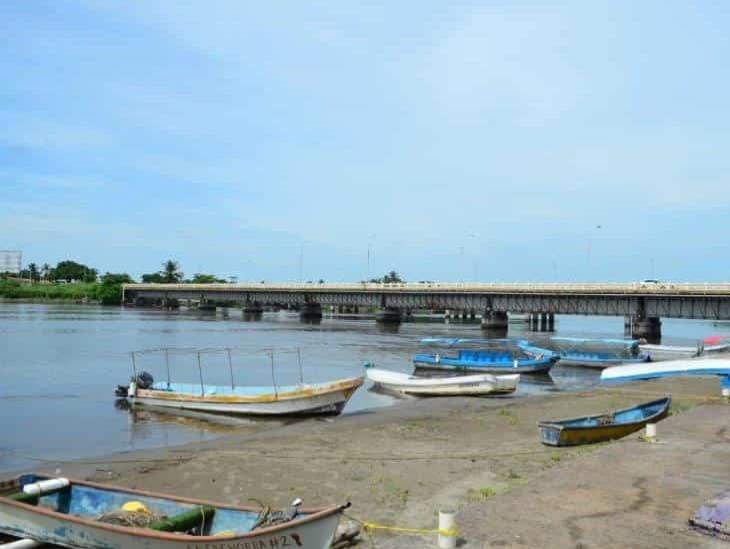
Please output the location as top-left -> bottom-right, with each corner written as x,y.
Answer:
481,311 -> 508,337
631,316 -> 662,342
376,306 -> 403,324
299,302 -> 322,321
197,300 -> 216,312
243,301 -> 263,320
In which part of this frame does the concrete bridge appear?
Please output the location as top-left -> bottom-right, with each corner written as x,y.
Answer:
122,281 -> 730,339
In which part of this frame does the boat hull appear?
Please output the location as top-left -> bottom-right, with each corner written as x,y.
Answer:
601,359 -> 730,383
556,354 -> 650,369
0,478 -> 344,549
366,368 -> 519,396
131,378 -> 363,416
538,396 -> 671,446
413,357 -> 555,374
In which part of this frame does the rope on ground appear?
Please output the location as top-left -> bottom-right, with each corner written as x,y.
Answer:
344,513 -> 457,538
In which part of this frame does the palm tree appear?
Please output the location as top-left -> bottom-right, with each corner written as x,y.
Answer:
161,260 -> 183,283
27,263 -> 39,281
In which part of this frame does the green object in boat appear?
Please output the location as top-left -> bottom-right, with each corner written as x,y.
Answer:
7,492 -> 39,505
149,506 -> 215,532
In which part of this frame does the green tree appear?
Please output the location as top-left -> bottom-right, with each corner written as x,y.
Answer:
141,272 -> 165,283
27,263 -> 39,281
50,260 -> 98,282
190,273 -> 225,283
161,260 -> 183,283
369,271 -> 404,283
101,273 -> 134,285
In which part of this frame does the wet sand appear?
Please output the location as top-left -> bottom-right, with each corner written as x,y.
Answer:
29,377 -> 730,547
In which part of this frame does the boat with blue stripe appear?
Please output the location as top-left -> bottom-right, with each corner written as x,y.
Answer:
538,396 -> 671,446
549,337 -> 650,368
601,358 -> 730,383
0,474 -> 348,548
413,340 -> 558,374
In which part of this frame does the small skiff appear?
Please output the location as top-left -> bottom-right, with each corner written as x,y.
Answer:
639,340 -> 730,361
123,377 -> 364,416
0,474 -> 348,548
538,396 -> 671,446
413,342 -> 558,374
550,337 -> 650,369
601,358 -> 730,383
364,365 -> 519,396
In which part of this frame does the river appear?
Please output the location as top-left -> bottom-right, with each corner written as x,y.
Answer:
1,302 -> 728,473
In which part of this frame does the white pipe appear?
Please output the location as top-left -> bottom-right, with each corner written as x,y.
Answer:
722,387 -> 730,398
22,478 -> 69,496
438,509 -> 457,549
0,539 -> 43,548
645,423 -> 657,439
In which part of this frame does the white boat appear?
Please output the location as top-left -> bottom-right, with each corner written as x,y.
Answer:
118,347 -> 364,417
639,341 -> 730,361
601,358 -> 730,383
127,377 -> 364,416
365,366 -> 519,396
0,474 -> 347,549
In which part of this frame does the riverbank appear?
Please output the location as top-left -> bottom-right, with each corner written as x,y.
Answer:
31,376 -> 729,547
0,280 -> 123,304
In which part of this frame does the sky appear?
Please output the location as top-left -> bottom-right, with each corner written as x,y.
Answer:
1,1 -> 729,282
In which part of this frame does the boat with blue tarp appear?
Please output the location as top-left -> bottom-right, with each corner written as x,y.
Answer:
549,337 -> 650,368
0,474 -> 348,548
413,339 -> 558,374
538,396 -> 671,446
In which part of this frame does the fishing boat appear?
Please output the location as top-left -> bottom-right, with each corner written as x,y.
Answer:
0,474 -> 347,548
364,364 -> 519,396
601,358 -> 730,383
689,487 -> 730,541
549,337 -> 650,368
538,396 -> 671,446
413,340 -> 558,374
116,348 -> 363,417
640,336 -> 730,361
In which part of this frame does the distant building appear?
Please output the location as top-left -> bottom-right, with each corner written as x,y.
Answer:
0,250 -> 22,274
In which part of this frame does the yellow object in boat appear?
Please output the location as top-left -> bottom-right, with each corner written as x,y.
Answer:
216,530 -> 235,536
122,501 -> 150,514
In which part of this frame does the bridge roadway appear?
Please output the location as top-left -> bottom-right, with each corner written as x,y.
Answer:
122,281 -> 730,338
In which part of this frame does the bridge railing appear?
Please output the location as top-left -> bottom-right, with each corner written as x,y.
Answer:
122,281 -> 730,294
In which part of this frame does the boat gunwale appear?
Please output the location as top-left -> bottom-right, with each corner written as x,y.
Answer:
136,376 -> 364,404
0,476 -> 347,543
537,395 -> 671,432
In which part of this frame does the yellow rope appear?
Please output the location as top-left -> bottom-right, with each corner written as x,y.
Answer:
343,514 -> 457,538
362,521 -> 457,537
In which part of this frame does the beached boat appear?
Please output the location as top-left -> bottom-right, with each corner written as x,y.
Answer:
0,474 -> 347,548
125,377 -> 364,416
600,358 -> 730,383
689,487 -> 730,541
413,340 -> 558,374
538,396 -> 671,446
117,347 -> 363,417
364,365 -> 519,396
640,336 -> 730,361
549,337 -> 650,368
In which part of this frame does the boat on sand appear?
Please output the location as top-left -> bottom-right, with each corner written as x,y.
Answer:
538,396 -> 671,446
365,365 -> 519,396
0,474 -> 348,549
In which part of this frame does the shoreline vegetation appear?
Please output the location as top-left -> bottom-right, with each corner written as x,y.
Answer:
2,257 -> 406,307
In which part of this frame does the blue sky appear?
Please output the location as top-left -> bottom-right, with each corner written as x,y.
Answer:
2,1 -> 729,282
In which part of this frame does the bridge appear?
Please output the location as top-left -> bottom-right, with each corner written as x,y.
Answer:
122,281 -> 730,339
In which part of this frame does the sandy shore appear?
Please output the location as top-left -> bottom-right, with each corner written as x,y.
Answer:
26,376 -> 730,547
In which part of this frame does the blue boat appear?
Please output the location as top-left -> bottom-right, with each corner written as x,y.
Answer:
413,340 -> 558,374
0,474 -> 347,548
538,396 -> 671,446
549,337 -> 650,369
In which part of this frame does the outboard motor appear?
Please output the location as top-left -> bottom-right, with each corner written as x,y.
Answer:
135,371 -> 154,390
